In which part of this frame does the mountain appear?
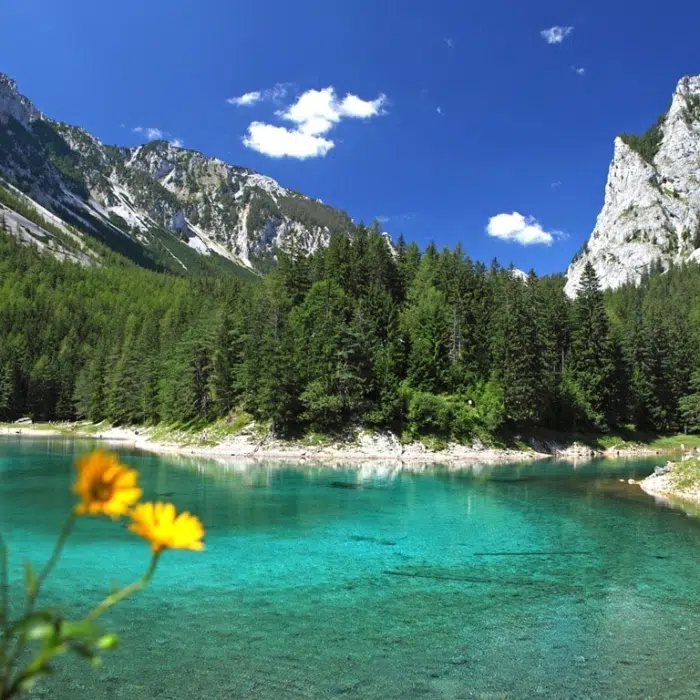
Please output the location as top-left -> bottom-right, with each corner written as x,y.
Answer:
565,74 -> 700,297
0,73 -> 358,275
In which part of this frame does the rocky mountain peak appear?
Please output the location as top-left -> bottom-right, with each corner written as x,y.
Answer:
0,72 -> 41,127
565,74 -> 700,297
0,73 -> 358,276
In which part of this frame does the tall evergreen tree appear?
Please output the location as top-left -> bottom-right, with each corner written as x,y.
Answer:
567,262 -> 616,428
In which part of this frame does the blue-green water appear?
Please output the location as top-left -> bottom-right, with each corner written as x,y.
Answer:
2,438 -> 700,699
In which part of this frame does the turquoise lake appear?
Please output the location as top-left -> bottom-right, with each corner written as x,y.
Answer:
3,438 -> 700,699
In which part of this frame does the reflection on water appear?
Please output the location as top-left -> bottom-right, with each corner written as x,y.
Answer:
3,437 -> 700,699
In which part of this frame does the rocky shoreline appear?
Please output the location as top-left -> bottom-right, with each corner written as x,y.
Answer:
0,424 -> 673,468
640,455 -> 700,506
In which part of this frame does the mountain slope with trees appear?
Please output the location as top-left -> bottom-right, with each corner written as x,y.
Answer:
2,219 -> 699,443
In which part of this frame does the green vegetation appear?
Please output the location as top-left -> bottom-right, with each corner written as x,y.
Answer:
619,111 -> 666,164
670,457 -> 700,490
681,93 -> 700,127
2,214 -> 700,447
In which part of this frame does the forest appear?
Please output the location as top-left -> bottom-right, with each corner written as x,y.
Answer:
2,219 -> 700,442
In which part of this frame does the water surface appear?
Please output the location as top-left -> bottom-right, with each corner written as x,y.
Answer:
2,438 -> 700,699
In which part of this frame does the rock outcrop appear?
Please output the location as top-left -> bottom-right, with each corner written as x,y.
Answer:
566,75 -> 700,297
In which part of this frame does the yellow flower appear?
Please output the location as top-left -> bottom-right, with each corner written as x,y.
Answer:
128,502 -> 205,553
73,450 -> 142,519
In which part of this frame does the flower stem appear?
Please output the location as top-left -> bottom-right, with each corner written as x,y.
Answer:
0,533 -> 8,632
0,534 -> 8,694
27,510 -> 77,614
1,510 -> 76,696
85,551 -> 160,623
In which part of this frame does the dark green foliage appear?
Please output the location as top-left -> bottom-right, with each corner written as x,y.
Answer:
680,371 -> 700,432
566,263 -> 617,428
619,112 -> 666,164
277,196 -> 353,233
2,217 -> 700,440
681,93 -> 700,127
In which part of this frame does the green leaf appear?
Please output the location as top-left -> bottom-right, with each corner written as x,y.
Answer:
60,619 -> 101,641
23,560 -> 38,597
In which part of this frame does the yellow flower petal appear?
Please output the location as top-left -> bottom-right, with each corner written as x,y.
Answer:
129,502 -> 205,553
73,450 -> 142,519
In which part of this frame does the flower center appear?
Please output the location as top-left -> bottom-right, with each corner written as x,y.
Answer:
91,482 -> 113,502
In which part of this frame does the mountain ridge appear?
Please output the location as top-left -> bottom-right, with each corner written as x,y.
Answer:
0,72 -> 360,274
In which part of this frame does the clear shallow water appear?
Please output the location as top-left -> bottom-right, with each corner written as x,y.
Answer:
2,439 -> 700,699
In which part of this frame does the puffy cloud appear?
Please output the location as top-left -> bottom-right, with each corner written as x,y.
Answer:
540,26 -> 574,44
444,37 -> 454,48
486,212 -> 555,246
572,66 -> 586,75
243,122 -> 333,159
227,91 -> 262,107
282,88 -> 386,131
243,86 -> 387,159
170,138 -> 185,148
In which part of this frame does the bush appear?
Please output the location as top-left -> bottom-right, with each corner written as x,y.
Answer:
474,378 -> 505,432
406,390 -> 452,435
452,402 -> 479,441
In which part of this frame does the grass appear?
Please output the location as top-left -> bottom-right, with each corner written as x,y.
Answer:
504,426 -> 700,452
0,420 -> 109,435
147,412 -> 259,446
670,457 -> 700,490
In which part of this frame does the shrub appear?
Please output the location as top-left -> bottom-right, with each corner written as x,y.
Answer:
406,390 -> 452,435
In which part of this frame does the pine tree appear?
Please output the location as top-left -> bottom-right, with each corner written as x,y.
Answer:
567,262 -> 616,428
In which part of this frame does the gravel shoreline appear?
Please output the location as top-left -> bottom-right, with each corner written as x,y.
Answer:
1,424 -> 672,468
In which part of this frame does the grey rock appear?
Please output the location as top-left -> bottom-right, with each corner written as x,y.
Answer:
566,75 -> 700,296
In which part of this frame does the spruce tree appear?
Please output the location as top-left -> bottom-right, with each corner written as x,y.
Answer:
567,262 -> 616,428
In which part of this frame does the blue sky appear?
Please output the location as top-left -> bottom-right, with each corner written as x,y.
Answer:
2,0 -> 699,274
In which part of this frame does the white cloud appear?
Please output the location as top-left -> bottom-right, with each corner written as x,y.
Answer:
444,37 -> 454,48
243,86 -> 387,159
487,212 -> 555,246
227,83 -> 292,107
572,66 -> 586,75
281,88 -> 386,133
436,106 -> 443,115
243,122 -> 333,159
540,25 -> 574,44
551,180 -> 562,189
132,126 -> 183,147
376,212 -> 415,223
133,126 -> 165,139
227,91 -> 262,107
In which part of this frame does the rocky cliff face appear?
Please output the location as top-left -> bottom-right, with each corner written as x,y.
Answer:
0,73 -> 355,274
565,75 -> 700,297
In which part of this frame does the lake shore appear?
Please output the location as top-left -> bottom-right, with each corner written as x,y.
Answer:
640,457 -> 700,507
0,422 -> 675,467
